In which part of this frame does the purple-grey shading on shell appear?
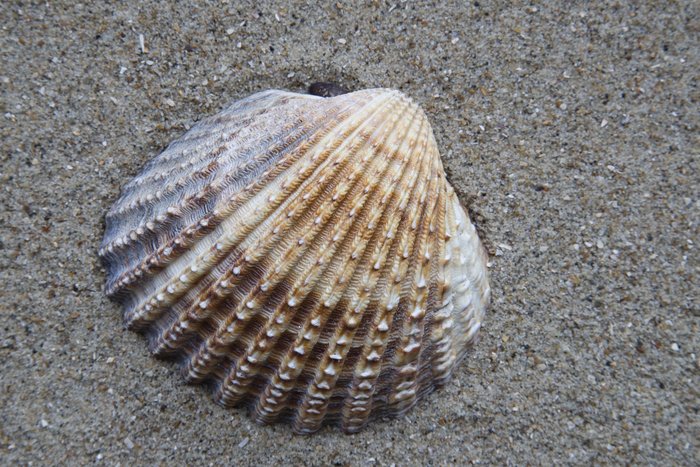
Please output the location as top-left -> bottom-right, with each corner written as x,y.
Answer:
99,88 -> 490,434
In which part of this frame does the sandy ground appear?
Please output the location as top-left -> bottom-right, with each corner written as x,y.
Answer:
1,1 -> 698,465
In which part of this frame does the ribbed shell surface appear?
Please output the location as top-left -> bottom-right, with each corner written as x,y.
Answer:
100,88 -> 490,434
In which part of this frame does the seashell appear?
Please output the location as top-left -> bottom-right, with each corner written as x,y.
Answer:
100,88 -> 490,434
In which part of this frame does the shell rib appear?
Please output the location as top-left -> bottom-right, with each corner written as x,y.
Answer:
100,88 -> 490,434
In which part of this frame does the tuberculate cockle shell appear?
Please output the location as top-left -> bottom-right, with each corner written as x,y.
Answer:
99,88 -> 490,434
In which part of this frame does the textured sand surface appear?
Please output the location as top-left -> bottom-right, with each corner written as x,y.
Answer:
1,1 -> 698,465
